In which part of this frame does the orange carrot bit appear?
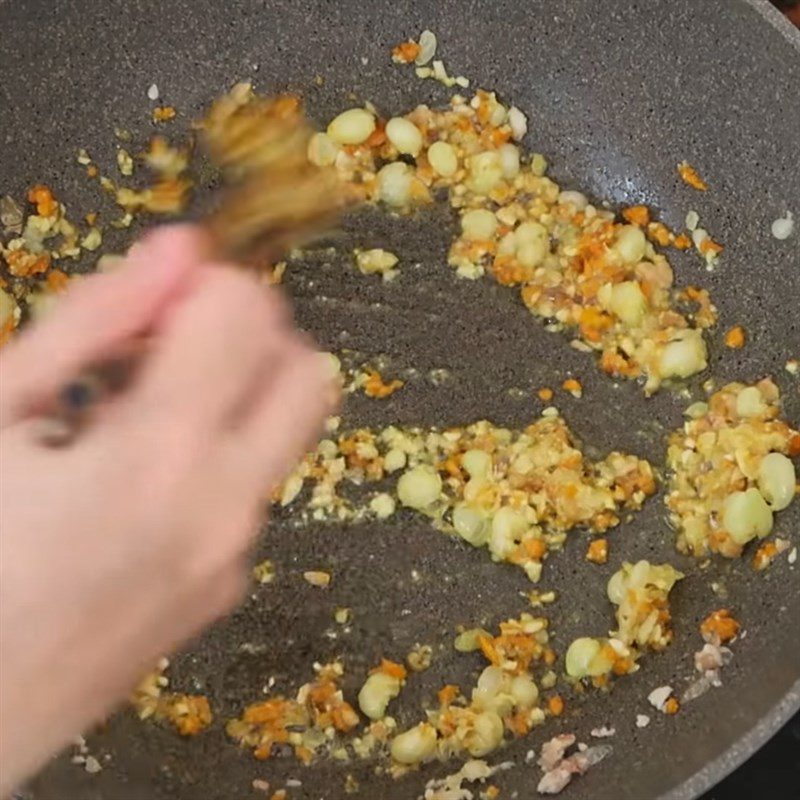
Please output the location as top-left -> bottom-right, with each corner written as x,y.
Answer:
537,387 -> 554,402
586,538 -> 609,564
700,609 -> 740,644
165,694 -> 213,736
485,786 -> 501,800
152,105 -> 177,123
26,184 -> 59,217
86,164 -> 99,178
787,433 -> 800,457
45,269 -> 70,293
673,232 -> 692,250
523,538 -> 547,561
84,211 -> 98,226
699,237 -> 724,256
579,306 -> 613,343
677,160 -> 708,191
364,119 -> 387,149
478,635 -> 501,667
723,325 -> 746,349
547,695 -> 565,716
622,205 -> 651,227
562,378 -> 583,398
647,221 -> 673,247
331,702 -> 360,732
664,697 -> 680,715
4,249 -> 50,278
363,368 -> 404,399
372,658 -> 407,681
437,684 -> 460,706
391,40 -> 421,64
752,541 -> 779,571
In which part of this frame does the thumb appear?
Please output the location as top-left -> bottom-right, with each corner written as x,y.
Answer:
0,224 -> 208,423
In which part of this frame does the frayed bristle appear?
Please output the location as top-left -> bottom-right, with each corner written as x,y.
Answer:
202,83 -> 346,263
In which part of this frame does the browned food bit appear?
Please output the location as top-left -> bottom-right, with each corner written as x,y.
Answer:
227,662 -> 359,762
677,160 -> 708,191
621,205 -> 651,227
152,105 -> 177,123
700,609 -> 740,644
667,380 -> 798,558
362,368 -> 404,399
752,539 -> 790,571
586,538 -> 608,564
723,325 -> 747,349
131,663 -> 213,736
561,378 -> 582,398
391,40 -> 421,64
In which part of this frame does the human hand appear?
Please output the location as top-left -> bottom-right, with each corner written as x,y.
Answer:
0,225 -> 334,794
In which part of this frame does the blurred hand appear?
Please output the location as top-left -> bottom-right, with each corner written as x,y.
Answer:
0,225 -> 334,794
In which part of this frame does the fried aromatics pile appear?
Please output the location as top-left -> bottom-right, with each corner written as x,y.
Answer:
391,613 -> 553,769
131,661 -> 213,737
202,82 -> 345,264
564,560 -> 684,683
312,91 -> 716,393
226,661 -> 359,764
667,379 -> 799,558
278,412 -> 655,582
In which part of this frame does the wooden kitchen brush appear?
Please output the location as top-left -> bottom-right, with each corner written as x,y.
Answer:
202,82 -> 346,264
39,83 -> 347,445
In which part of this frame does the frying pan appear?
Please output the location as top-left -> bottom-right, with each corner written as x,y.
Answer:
2,0 -> 799,798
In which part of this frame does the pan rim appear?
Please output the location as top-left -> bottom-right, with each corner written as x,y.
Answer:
660,675 -> 800,800
661,4 -> 800,797
745,0 -> 800,49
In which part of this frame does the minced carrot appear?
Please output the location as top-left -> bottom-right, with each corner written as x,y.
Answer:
437,684 -> 460,706
363,368 -> 404,399
622,205 -> 651,227
699,238 -> 724,256
86,165 -> 99,178
678,160 -> 708,191
523,538 -> 547,561
752,541 -> 779,571
485,786 -> 501,799
373,659 -> 407,681
664,697 -> 680,715
586,538 -> 608,564
163,694 -> 213,736
723,325 -> 746,349
46,269 -> 70,292
27,184 -> 58,217
647,221 -> 673,247
391,40 -> 421,63
700,609 -> 740,643
537,387 -> 554,402
478,635 -> 501,666
85,211 -> 98,226
673,233 -> 692,250
153,106 -> 177,122
562,378 -> 582,398
579,307 -> 613,343
547,695 -> 564,716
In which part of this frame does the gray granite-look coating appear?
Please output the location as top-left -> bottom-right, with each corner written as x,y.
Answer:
1,1 -> 799,798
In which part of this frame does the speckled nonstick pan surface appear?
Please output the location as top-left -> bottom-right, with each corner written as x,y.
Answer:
2,0 -> 799,798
